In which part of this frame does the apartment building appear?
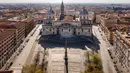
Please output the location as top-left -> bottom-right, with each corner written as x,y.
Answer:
112,31 -> 130,73
0,19 -> 36,69
22,19 -> 36,37
0,29 -> 16,69
0,21 -> 25,47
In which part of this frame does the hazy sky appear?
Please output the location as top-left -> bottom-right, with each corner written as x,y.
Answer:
0,0 -> 130,3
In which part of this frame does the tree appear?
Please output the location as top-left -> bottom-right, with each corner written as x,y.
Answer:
34,51 -> 40,66
22,51 -> 47,73
22,64 -> 37,73
84,51 -> 103,73
35,69 -> 43,73
22,64 -> 46,73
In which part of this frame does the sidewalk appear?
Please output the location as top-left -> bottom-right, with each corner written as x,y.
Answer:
93,25 -> 116,73
1,25 -> 39,70
9,25 -> 41,73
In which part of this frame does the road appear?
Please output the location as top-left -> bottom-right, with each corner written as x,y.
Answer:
9,25 -> 42,73
93,25 -> 116,73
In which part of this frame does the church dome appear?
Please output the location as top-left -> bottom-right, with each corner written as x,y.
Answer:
47,9 -> 54,14
80,7 -> 88,15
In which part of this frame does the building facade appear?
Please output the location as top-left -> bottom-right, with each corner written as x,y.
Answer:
42,20 -> 92,37
23,19 -> 36,37
0,20 -> 35,69
0,22 -> 25,47
111,31 -> 130,73
42,1 -> 93,37
0,30 -> 16,69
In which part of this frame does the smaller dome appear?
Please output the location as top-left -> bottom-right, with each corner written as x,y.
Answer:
47,9 -> 54,15
80,7 -> 88,15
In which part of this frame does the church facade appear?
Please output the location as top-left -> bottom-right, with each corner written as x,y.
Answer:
42,1 -> 93,37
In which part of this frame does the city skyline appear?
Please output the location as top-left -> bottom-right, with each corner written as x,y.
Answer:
0,0 -> 130,3
0,0 -> 130,73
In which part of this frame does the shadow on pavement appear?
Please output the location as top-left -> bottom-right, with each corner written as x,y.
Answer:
38,35 -> 100,52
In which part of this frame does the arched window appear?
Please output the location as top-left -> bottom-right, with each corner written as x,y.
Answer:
65,24 -> 67,26
84,22 -> 86,24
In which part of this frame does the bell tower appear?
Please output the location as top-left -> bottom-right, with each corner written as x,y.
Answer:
60,0 -> 64,20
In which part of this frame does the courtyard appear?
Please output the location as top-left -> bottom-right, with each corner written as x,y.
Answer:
38,35 -> 100,73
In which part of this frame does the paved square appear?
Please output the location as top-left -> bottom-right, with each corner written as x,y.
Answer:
47,48 -> 85,73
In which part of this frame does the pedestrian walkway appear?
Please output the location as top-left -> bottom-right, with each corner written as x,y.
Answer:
93,25 -> 116,73
9,25 -> 41,73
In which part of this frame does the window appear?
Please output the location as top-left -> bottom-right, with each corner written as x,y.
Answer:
49,16 -> 51,19
89,29 -> 91,32
78,32 -> 80,35
86,16 -> 88,19
82,29 -> 83,32
84,22 -> 86,24
84,17 -> 85,19
80,16 -> 82,19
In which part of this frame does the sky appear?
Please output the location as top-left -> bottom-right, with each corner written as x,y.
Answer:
0,0 -> 130,3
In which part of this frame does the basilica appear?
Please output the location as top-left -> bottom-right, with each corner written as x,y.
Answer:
42,1 -> 93,37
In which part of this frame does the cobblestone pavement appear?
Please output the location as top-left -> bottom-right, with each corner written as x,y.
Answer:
47,48 -> 85,73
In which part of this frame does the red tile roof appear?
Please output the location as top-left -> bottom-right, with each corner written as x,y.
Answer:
64,16 -> 73,21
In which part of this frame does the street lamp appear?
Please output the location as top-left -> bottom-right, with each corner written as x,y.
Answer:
64,38 -> 68,73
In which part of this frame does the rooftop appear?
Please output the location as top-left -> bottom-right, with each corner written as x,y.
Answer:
80,7 -> 88,15
116,31 -> 130,47
64,15 -> 73,21
0,21 -> 25,29
46,9 -> 55,15
122,32 -> 130,42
